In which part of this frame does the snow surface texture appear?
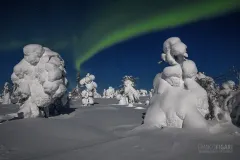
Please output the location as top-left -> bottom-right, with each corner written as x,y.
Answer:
80,73 -> 97,106
11,44 -> 68,118
144,37 -> 210,129
2,82 -> 11,104
0,97 -> 240,160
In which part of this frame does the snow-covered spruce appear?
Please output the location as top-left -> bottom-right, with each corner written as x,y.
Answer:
196,73 -> 239,122
116,76 -> 140,106
2,82 -> 11,104
70,72 -> 82,99
116,94 -> 128,105
138,89 -> 148,96
149,89 -> 154,99
79,73 -> 97,106
114,90 -> 120,98
93,89 -> 101,98
220,80 -> 236,111
70,88 -> 81,99
11,44 -> 68,118
104,87 -> 115,98
143,37 -> 210,129
227,90 -> 240,127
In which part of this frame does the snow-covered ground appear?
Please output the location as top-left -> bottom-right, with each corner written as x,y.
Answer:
0,97 -> 240,160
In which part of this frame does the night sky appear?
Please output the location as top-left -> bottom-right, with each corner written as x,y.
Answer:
0,0 -> 239,93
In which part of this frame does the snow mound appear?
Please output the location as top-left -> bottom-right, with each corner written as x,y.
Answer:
127,104 -> 134,107
145,100 -> 150,105
134,107 -> 145,110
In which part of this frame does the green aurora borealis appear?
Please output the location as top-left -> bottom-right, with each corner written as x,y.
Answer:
73,0 -> 239,70
1,0 -> 240,71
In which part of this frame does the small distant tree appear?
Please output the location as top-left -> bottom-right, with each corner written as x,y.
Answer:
196,75 -> 220,120
122,75 -> 138,87
76,72 -> 80,89
232,66 -> 240,88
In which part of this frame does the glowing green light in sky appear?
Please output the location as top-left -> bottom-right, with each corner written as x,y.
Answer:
74,0 -> 239,71
0,0 -> 239,72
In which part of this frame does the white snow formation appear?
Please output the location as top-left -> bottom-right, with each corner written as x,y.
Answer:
196,73 -> 235,121
144,37 -> 210,129
114,76 -> 140,106
102,89 -> 107,98
227,90 -> 240,126
196,70 -> 240,123
138,89 -> 148,96
149,89 -> 154,98
145,100 -> 150,106
123,76 -> 140,106
93,89 -> 102,98
2,82 -> 11,104
114,90 -> 120,98
70,87 -> 81,99
68,92 -> 72,99
116,94 -> 128,105
220,80 -> 236,111
11,44 -> 68,118
104,87 -> 115,98
80,73 -> 97,106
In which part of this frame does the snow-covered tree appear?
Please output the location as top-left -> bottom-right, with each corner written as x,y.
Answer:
2,82 -> 11,104
102,89 -> 106,98
196,71 -> 240,122
11,44 -> 68,118
93,88 -> 101,98
232,66 -> 240,88
116,75 -> 140,106
116,94 -> 128,105
195,72 -> 222,120
143,37 -> 209,129
76,72 -> 81,89
227,90 -> 240,127
69,72 -> 82,99
79,73 -> 97,106
138,89 -> 148,96
104,87 -> 115,98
